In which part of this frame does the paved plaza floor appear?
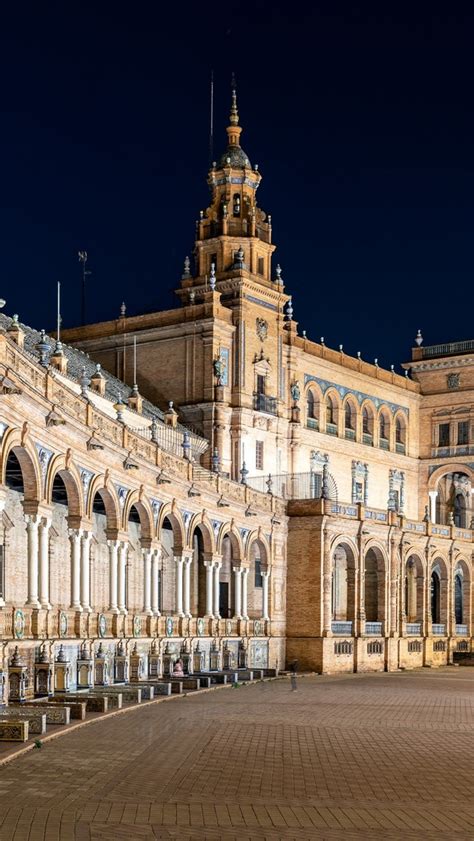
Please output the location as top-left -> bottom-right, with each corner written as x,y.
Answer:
0,668 -> 474,840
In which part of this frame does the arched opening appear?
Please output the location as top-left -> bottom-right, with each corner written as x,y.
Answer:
405,555 -> 424,623
248,539 -> 266,619
50,472 -> 71,609
91,490 -> 111,611
379,410 -> 390,450
4,450 -> 30,605
364,547 -> 386,623
344,400 -> 357,440
431,569 -> 440,624
362,405 -> 374,444
220,534 -> 234,618
191,526 -> 207,617
160,517 -> 176,614
395,415 -> 406,453
454,571 -> 463,624
127,504 -> 142,612
434,472 -> 472,527
331,542 -> 356,627
326,395 -> 337,434
306,389 -> 319,429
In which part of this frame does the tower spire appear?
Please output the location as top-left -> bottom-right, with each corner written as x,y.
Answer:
227,73 -> 242,148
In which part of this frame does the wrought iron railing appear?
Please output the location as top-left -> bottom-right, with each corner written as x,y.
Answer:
128,423 -> 208,460
253,394 -> 278,415
246,470 -> 338,502
332,621 -> 353,635
421,340 -> 474,358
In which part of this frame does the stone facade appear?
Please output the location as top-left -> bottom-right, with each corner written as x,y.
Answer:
0,89 -> 473,684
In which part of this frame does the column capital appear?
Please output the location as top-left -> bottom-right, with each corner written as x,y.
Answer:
68,527 -> 83,540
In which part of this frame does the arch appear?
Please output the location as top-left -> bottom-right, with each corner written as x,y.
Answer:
361,400 -> 375,441
324,389 -> 341,433
1,429 -> 41,501
454,558 -> 470,628
428,463 -> 474,492
247,532 -> 271,570
377,406 -> 392,448
394,411 -> 407,450
431,556 -> 448,627
404,553 -> 424,623
122,491 -> 153,540
156,503 -> 185,553
304,382 -> 323,428
87,475 -> 121,531
343,395 -> 358,434
363,544 -> 387,623
331,539 -> 358,624
45,455 -> 83,519
188,513 -> 216,554
216,523 -> 244,561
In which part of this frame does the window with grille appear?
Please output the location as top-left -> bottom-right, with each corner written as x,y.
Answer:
438,423 -> 450,446
458,421 -> 469,445
256,441 -> 264,470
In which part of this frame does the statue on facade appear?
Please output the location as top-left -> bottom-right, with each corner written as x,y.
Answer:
290,380 -> 300,403
213,353 -> 226,386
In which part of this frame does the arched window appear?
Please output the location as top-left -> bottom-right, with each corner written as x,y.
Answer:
379,412 -> 390,449
326,395 -> 337,432
233,193 -> 241,217
431,570 -> 440,624
345,403 -> 354,430
454,493 -> 466,528
455,572 -> 463,624
395,416 -> 406,453
306,390 -> 318,429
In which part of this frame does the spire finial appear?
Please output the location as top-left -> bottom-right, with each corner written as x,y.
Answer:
230,72 -> 239,126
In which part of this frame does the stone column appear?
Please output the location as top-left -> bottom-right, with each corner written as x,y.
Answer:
233,567 -> 242,619
183,554 -> 192,618
142,548 -> 152,615
118,542 -> 128,614
424,547 -> 432,636
108,540 -> 119,613
69,529 -> 82,611
38,517 -> 51,609
213,562 -> 221,618
151,548 -> 161,616
25,515 -> 40,608
261,570 -> 270,620
322,529 -> 332,636
241,567 -> 249,620
80,531 -> 92,612
204,562 -> 214,617
428,491 -> 438,524
175,556 -> 184,617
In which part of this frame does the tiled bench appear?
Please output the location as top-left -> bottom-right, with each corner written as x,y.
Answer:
55,694 -> 109,713
194,672 -> 230,685
140,682 -> 172,696
46,699 -> 87,720
0,708 -> 46,735
21,704 -> 71,726
93,687 -> 141,705
0,720 -> 29,742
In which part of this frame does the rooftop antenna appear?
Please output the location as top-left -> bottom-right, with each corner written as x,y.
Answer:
209,69 -> 214,168
57,281 -> 62,345
133,335 -> 137,389
78,251 -> 91,326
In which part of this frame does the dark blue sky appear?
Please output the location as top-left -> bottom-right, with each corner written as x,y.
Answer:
1,3 -> 472,370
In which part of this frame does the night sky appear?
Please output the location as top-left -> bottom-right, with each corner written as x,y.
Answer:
0,4 -> 473,371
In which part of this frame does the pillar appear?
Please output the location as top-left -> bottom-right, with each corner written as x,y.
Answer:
204,562 -> 214,617
143,548 -> 152,615
151,548 -> 161,616
233,567 -> 242,619
69,529 -> 82,611
322,529 -> 332,635
389,537 -> 398,636
213,562 -> 221,618
80,531 -> 92,612
175,556 -> 184,617
38,517 -> 51,609
429,490 -> 438,524
241,567 -> 249,620
262,570 -> 270,620
183,554 -> 192,618
118,542 -> 128,614
25,515 -> 40,608
108,540 -> 119,613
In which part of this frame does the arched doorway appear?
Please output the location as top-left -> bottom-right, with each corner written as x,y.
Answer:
404,555 -> 424,624
331,542 -> 356,626
454,570 -> 463,624
160,517 -> 175,614
431,569 -> 441,624
191,526 -> 206,617
364,547 -> 386,623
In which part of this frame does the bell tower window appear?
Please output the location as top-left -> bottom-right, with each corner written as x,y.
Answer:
210,253 -> 217,272
233,194 -> 241,217
258,256 -> 264,276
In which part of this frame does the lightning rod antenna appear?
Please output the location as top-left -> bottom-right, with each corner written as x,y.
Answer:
209,70 -> 214,167
57,281 -> 61,343
78,251 -> 91,326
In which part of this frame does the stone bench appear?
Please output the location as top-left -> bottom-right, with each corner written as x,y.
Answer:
194,672 -> 229,685
0,707 -> 46,735
22,704 -> 70,726
93,687 -> 141,705
46,699 -> 86,720
55,694 -> 109,713
0,720 -> 29,742
140,682 -> 171,696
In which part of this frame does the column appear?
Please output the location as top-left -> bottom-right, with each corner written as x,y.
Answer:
233,567 -> 242,619
108,540 -> 119,613
213,562 -> 221,618
143,548 -> 152,615
262,570 -> 270,620
183,555 -> 192,618
241,567 -> 249,620
151,548 -> 161,615
322,529 -> 332,635
118,542 -> 128,614
175,556 -> 184,617
429,490 -> 438,524
25,515 -> 40,608
80,531 -> 92,612
204,562 -> 214,617
69,529 -> 82,611
38,517 -> 51,609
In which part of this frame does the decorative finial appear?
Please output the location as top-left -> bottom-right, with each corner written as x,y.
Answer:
405,369 -> 409,378
36,329 -> 51,367
285,298 -> 293,321
189,290 -> 195,305
120,302 -> 126,317
302,330 -> 307,339
240,461 -> 249,485
209,263 -> 216,291
339,344 -> 343,352
415,329 -> 423,347
230,72 -> 239,126
357,351 -> 361,359
79,366 -> 90,398
374,358 -> 379,367
390,364 -> 395,373
275,263 -> 282,283
320,337 -> 325,345
182,256 -> 191,279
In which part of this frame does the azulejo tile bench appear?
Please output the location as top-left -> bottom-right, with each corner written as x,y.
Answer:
0,720 -> 29,742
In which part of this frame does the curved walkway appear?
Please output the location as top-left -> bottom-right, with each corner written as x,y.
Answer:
1,669 -> 474,839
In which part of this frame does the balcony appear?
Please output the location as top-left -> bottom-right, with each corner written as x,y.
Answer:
432,623 -> 446,636
253,394 -> 278,415
456,624 -> 468,636
406,623 -> 422,636
420,339 -> 474,359
365,621 -> 383,635
332,620 -> 353,635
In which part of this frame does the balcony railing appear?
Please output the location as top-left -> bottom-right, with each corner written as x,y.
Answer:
326,422 -> 337,436
379,437 -> 389,450
254,393 -> 278,415
432,623 -> 446,636
307,417 -> 319,430
345,428 -> 356,441
362,432 -> 373,446
406,623 -> 422,635
365,621 -> 383,635
395,442 -> 406,454
456,624 -> 468,636
421,339 -> 474,359
332,621 -> 353,635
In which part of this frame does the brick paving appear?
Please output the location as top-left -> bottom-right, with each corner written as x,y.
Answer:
1,669 -> 474,839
